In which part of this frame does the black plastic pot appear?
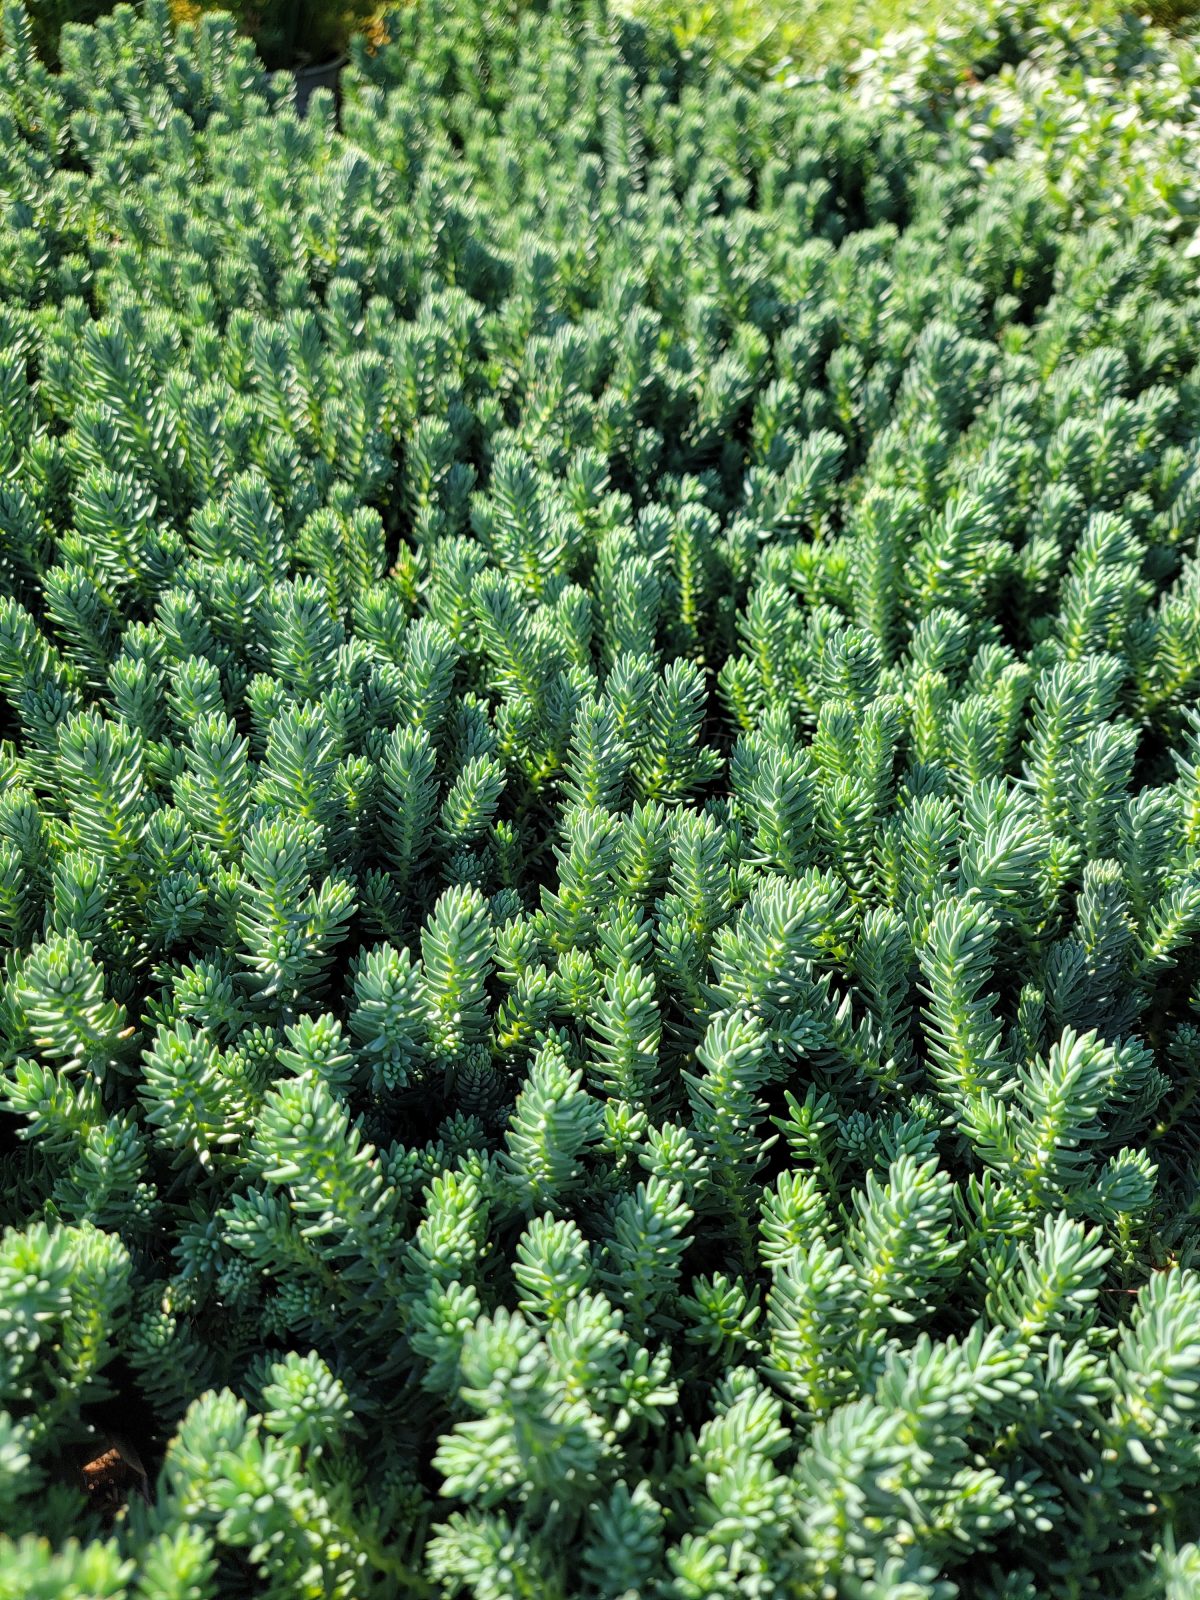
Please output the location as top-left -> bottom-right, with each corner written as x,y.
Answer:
293,54 -> 346,116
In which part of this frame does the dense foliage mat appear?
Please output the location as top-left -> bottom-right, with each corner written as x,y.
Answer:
7,0 -> 1200,1594
850,0 -> 1200,239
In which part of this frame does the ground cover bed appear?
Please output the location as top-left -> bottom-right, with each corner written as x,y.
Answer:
6,1 -> 1200,1594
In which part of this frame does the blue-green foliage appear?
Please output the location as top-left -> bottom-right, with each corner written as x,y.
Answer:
4,0 -> 1200,1595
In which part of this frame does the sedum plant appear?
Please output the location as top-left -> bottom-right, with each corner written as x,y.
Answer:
5,0 -> 1200,1595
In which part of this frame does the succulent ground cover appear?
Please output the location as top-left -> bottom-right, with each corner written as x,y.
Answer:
7,1 -> 1200,1595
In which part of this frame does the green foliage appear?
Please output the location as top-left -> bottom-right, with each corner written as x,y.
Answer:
5,1 -> 1200,1595
850,0 -> 1200,238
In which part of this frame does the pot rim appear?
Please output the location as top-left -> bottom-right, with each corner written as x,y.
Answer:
293,52 -> 349,76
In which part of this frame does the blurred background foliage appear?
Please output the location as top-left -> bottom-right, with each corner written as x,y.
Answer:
21,0 -> 1200,253
614,0 -> 1200,75
24,0 -> 1200,75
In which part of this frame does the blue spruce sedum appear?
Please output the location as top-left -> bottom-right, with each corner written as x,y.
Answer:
2,0 -> 1200,1594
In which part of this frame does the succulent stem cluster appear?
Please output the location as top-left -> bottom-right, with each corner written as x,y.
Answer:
4,2 -> 1200,1596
